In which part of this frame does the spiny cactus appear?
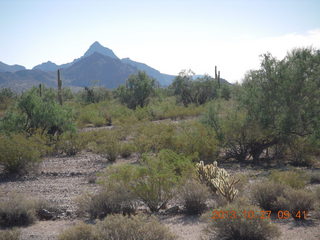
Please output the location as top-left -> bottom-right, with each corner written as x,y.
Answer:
57,69 -> 63,105
196,161 -> 239,202
39,84 -> 42,97
215,66 -> 221,88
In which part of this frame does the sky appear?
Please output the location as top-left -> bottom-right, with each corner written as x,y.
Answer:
1,0 -> 320,83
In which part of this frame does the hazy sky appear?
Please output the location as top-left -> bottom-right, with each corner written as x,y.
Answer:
1,0 -> 320,82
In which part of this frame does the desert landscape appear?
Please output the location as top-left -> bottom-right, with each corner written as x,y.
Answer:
1,1 -> 320,239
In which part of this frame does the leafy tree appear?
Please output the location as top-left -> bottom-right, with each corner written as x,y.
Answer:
116,71 -> 156,109
171,69 -> 195,106
171,70 -> 222,106
0,88 -> 16,110
241,48 -> 320,141
0,88 -> 75,136
208,47 -> 320,163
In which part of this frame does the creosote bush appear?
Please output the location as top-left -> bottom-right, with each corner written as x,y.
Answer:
119,142 -> 136,158
56,132 -> 84,156
269,170 -> 309,189
77,183 -> 137,219
133,122 -> 176,155
59,214 -> 176,240
277,188 -> 316,221
133,121 -> 218,162
58,222 -> 97,240
95,214 -> 176,240
203,204 -> 281,240
0,194 -> 36,227
76,104 -> 107,127
251,181 -> 288,212
179,179 -> 210,215
85,130 -> 122,162
0,134 -> 46,174
0,229 -> 20,240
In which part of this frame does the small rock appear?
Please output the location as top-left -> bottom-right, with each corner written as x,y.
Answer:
38,209 -> 55,220
165,206 -> 180,215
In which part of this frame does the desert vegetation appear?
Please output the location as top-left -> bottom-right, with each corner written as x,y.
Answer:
1,48 -> 320,240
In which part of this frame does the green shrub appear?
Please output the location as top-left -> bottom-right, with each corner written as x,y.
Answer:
133,122 -> 176,154
133,121 -> 218,161
174,121 -> 219,162
96,214 -> 176,240
0,229 -> 20,240
145,97 -> 204,121
58,222 -> 98,240
251,181 -> 288,211
56,132 -> 84,156
277,188 -> 316,221
0,88 -> 16,111
203,204 -> 280,240
77,183 -> 137,219
88,130 -> 122,162
134,151 -> 194,212
0,194 -> 36,227
78,87 -> 111,104
98,138 -> 120,162
119,142 -> 136,158
0,134 -> 44,174
76,104 -> 107,127
0,88 -> 75,136
104,150 -> 193,212
285,137 -> 317,167
179,179 -> 209,215
269,170 -> 309,189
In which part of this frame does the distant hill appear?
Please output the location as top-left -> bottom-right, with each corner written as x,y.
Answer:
33,61 -> 59,72
0,41 -> 230,91
63,52 -> 138,88
0,70 -> 56,92
0,61 -> 26,72
121,58 -> 175,86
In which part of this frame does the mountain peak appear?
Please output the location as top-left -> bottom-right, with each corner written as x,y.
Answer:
83,41 -> 119,59
32,61 -> 58,71
91,41 -> 102,47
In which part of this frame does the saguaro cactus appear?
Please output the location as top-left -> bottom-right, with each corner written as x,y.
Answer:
196,161 -> 239,202
215,66 -> 221,88
39,83 -> 42,97
57,69 -> 63,105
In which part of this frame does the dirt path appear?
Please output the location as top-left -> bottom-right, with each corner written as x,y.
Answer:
0,152 -> 107,216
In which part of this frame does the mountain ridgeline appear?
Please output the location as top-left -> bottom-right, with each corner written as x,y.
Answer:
0,41 -> 179,91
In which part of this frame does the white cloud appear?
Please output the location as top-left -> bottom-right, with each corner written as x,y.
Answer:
208,29 -> 320,83
138,29 -> 320,83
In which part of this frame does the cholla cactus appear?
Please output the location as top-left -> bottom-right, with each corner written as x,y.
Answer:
196,161 -> 239,202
